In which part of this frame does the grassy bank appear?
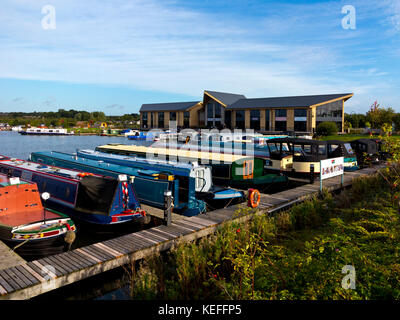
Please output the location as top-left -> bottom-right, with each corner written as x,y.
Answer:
125,166 -> 400,300
318,134 -> 400,141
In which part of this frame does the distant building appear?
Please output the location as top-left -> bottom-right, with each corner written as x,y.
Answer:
139,90 -> 353,133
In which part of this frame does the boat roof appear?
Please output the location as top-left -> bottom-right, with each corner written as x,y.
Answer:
267,138 -> 327,145
78,149 -> 203,171
33,150 -> 192,177
0,173 -> 30,187
96,144 -> 254,163
325,140 -> 351,145
351,138 -> 377,145
0,158 -> 100,181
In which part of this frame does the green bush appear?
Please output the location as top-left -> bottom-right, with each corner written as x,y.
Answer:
316,122 -> 338,136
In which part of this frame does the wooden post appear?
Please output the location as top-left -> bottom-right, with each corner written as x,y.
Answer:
164,190 -> 172,226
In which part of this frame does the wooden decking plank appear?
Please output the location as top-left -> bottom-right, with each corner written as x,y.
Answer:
139,229 -> 171,242
79,246 -> 110,262
146,228 -> 178,241
0,273 -> 15,293
84,245 -> 115,261
13,265 -> 39,286
173,220 -> 203,232
116,234 -> 151,251
53,252 -> 82,271
66,250 -> 96,268
171,221 -> 199,232
157,225 -> 189,237
104,238 -> 137,254
9,266 -> 34,287
185,215 -> 216,227
1,268 -> 26,289
34,258 -> 63,277
133,232 -> 163,245
150,226 -> 183,240
123,233 -> 155,248
22,263 -> 47,282
75,248 -> 102,264
41,256 -> 70,275
94,242 -> 123,257
28,261 -> 56,282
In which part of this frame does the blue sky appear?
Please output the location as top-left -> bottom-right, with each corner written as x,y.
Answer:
0,0 -> 399,115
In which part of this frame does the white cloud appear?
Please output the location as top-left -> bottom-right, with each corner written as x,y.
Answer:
0,0 -> 399,113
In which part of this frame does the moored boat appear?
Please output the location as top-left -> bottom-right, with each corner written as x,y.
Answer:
0,157 -> 147,226
75,149 -> 245,205
350,139 -> 380,166
94,144 -> 289,190
19,127 -> 74,136
0,174 -> 76,259
30,150 -> 212,216
326,140 -> 359,171
264,138 -> 330,179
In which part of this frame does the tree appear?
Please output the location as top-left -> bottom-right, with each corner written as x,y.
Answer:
366,101 -> 394,129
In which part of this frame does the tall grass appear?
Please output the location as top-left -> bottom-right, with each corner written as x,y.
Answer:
124,166 -> 400,300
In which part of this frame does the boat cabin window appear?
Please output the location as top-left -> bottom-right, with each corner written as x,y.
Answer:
344,143 -> 354,155
318,145 -> 327,156
302,144 -> 313,155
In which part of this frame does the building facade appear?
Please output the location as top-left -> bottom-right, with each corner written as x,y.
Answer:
139,90 -> 353,133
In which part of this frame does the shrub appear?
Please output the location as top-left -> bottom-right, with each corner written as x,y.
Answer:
316,122 -> 338,136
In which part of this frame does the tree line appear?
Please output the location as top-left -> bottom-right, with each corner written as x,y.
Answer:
0,109 -> 140,128
345,101 -> 400,130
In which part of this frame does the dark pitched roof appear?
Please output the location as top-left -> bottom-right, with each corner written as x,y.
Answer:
140,101 -> 200,112
226,93 -> 353,110
204,90 -> 246,106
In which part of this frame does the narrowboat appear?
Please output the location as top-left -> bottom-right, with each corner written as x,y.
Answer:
350,139 -> 380,166
75,149 -> 245,204
19,127 -> 74,135
30,151 -> 211,217
264,138 -> 330,178
0,174 -> 76,259
0,157 -> 147,226
326,140 -> 359,171
371,138 -> 392,161
94,144 -> 289,190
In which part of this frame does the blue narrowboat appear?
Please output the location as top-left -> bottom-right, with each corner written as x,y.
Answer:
30,151 -> 209,216
75,149 -> 245,205
0,157 -> 147,226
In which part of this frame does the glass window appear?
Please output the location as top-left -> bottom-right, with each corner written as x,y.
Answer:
318,145 -> 327,155
214,103 -> 221,118
275,121 -> 287,131
158,112 -> 165,128
170,112 -> 176,121
142,112 -> 148,127
344,143 -> 354,155
294,109 -> 307,117
184,111 -> 190,128
275,109 -> 287,118
250,110 -> 260,131
303,145 -> 312,155
265,110 -> 270,131
235,110 -> 245,129
207,103 -> 214,118
294,121 -> 307,131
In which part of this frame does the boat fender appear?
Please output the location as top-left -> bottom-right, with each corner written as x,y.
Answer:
64,223 -> 76,245
247,189 -> 261,208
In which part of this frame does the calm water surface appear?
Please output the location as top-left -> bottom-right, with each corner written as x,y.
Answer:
0,131 -> 132,159
0,131 -> 153,300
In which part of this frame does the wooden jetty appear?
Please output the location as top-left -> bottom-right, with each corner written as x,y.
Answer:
0,164 -> 385,299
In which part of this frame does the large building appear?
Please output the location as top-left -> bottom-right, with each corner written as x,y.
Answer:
139,90 -> 353,133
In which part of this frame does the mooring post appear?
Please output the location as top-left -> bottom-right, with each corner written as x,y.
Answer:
164,190 -> 173,226
310,164 -> 315,184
